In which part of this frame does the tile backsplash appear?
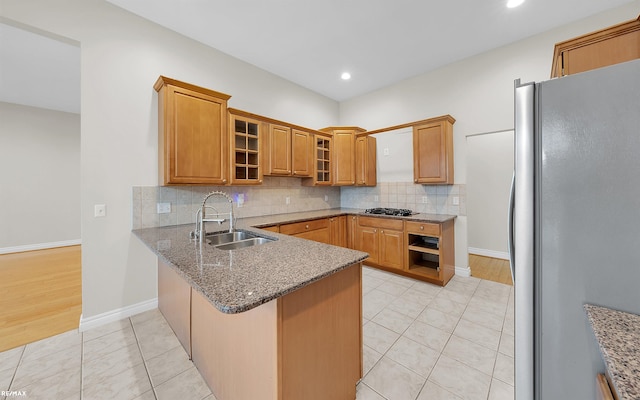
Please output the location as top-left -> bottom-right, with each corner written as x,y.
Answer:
132,178 -> 465,230
340,182 -> 466,216
132,176 -> 340,229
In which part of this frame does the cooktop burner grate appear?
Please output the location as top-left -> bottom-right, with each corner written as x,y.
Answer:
363,207 -> 416,216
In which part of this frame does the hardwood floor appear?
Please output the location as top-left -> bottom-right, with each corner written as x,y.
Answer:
0,245 -> 82,352
469,254 -> 513,286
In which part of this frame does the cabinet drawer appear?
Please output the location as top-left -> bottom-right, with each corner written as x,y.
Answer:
280,218 -> 329,235
406,221 -> 440,236
357,216 -> 404,230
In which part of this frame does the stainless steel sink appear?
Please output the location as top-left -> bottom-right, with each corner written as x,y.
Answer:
206,231 -> 255,246
206,230 -> 276,250
214,237 -> 274,251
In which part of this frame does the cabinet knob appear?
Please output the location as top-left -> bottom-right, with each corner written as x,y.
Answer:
374,229 -> 377,233
420,226 -> 424,230
381,230 -> 384,234
414,179 -> 418,182
305,224 -> 309,229
223,179 -> 227,183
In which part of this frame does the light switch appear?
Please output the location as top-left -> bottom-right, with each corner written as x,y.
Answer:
453,196 -> 460,206
157,202 -> 171,214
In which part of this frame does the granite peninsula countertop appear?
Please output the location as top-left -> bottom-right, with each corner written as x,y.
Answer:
585,304 -> 640,400
133,208 -> 456,315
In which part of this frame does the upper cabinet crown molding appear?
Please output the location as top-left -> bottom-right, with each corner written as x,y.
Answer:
551,14 -> 640,78
154,76 -> 231,185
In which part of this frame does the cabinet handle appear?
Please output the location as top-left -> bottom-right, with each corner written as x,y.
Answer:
414,179 -> 418,183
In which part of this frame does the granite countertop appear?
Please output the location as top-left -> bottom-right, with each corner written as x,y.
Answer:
584,304 -> 640,399
133,208 -> 456,315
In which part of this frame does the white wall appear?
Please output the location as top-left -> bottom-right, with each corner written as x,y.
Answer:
339,1 -> 640,269
0,101 -> 80,252
0,0 -> 340,319
467,131 -> 514,258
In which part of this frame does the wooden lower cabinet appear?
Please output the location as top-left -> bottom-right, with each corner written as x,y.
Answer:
190,263 -> 363,400
329,216 -> 347,247
355,216 -> 404,270
405,219 -> 455,286
158,260 -> 191,357
596,374 -> 616,400
279,218 -> 331,244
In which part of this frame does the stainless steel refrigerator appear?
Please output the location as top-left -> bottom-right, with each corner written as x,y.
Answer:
509,59 -> 640,400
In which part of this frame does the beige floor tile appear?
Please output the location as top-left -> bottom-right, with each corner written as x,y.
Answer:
417,380 -> 463,400
82,362 -> 151,400
83,323 -> 138,362
356,382 -> 386,400
417,306 -> 460,333
399,288 -> 436,306
443,280 -> 477,296
467,295 -> 508,318
20,330 -> 81,363
12,343 -> 81,388
429,355 -> 491,400
145,345 -> 193,387
438,288 -> 473,305
363,321 -> 400,354
130,309 -> 165,326
363,290 -> 398,320
363,357 -> 425,400
489,378 -> 514,400
362,275 -> 385,289
83,319 -> 132,342
0,346 -> 24,371
363,345 -> 383,376
386,336 -> 439,378
462,305 -> 505,332
0,366 -> 16,391
442,335 -> 497,376
403,320 -> 451,353
493,353 -> 514,386
377,281 -> 410,297
408,281 -> 442,296
131,390 -> 157,400
82,342 -> 144,388
498,332 -> 514,357
386,297 -> 427,319
17,363 -> 80,400
133,317 -> 182,361
372,308 -> 414,334
429,297 -> 467,318
389,274 -> 419,288
201,394 -> 218,400
474,281 -> 511,304
453,319 -> 501,351
155,366 -> 211,400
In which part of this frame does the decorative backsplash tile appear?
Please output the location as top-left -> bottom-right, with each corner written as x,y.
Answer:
340,182 -> 466,216
132,176 -> 340,229
132,179 -> 465,229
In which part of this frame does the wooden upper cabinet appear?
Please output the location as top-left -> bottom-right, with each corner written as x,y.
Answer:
229,111 -> 263,185
292,129 -> 313,177
355,135 -> 377,186
320,127 -> 366,186
413,115 -> 455,185
551,14 -> 640,78
265,124 -> 292,176
154,76 -> 231,185
264,125 -> 314,177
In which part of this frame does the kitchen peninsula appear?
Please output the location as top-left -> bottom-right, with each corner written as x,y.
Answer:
133,213 -> 368,400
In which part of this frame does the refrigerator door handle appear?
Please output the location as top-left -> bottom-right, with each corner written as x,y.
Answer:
508,172 -> 515,283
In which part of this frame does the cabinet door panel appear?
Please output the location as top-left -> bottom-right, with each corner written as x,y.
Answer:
413,118 -> 454,184
292,129 -> 313,177
379,229 -> 404,270
170,88 -> 228,184
332,130 -> 356,186
356,226 -> 378,265
267,124 -> 292,175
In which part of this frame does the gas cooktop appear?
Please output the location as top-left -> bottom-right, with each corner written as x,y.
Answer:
363,207 -> 417,217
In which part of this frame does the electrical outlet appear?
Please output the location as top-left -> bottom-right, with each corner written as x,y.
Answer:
324,195 -> 328,202
453,196 -> 460,206
157,202 -> 171,214
374,195 -> 379,202
421,196 -> 428,204
285,196 -> 290,205
383,148 -> 390,156
94,204 -> 106,217
236,193 -> 245,208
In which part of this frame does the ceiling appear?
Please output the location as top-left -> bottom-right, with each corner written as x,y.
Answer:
0,0 -> 635,115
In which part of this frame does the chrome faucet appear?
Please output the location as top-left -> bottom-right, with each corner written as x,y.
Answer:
193,191 -> 234,242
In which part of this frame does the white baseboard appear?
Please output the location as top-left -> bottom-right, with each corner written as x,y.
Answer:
468,247 -> 509,260
79,298 -> 158,332
455,266 -> 471,277
0,239 -> 82,255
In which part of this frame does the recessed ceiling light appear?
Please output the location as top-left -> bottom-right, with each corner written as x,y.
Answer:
341,72 -> 351,80
507,0 -> 525,8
